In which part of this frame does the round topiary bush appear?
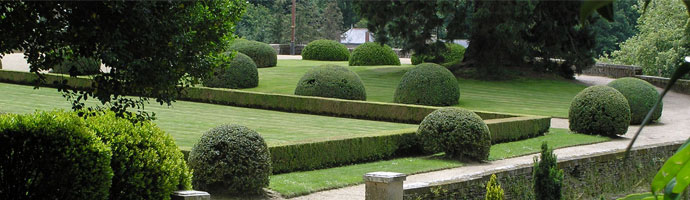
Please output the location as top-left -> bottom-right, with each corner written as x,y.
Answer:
51,56 -> 101,75
394,63 -> 460,106
348,42 -> 401,66
411,43 -> 466,67
301,39 -> 350,61
569,85 -> 631,137
85,112 -> 192,200
228,39 -> 277,68
417,108 -> 491,161
203,52 -> 259,89
294,64 -> 367,100
607,77 -> 663,124
188,124 -> 271,195
0,110 -> 113,200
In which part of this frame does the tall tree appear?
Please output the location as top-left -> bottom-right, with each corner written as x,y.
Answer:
294,0 -> 324,44
236,3 -> 273,42
591,0 -> 640,56
322,1 -> 345,41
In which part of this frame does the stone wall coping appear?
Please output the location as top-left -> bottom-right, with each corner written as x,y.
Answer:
364,172 -> 407,183
172,190 -> 210,196
595,63 -> 642,69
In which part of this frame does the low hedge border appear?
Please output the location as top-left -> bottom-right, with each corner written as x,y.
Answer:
0,70 -> 93,90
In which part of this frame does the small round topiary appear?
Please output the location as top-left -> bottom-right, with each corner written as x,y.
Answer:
411,43 -> 466,67
569,85 -> 631,137
607,77 -> 663,124
85,111 -> 192,200
301,39 -> 350,61
51,56 -> 101,75
228,39 -> 277,68
0,111 -> 113,200
348,42 -> 401,66
394,63 -> 460,106
294,64 -> 367,100
203,52 -> 259,89
188,124 -> 271,195
417,108 -> 491,161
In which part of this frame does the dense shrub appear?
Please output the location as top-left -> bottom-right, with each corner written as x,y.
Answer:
411,43 -> 466,67
394,63 -> 460,106
188,124 -> 271,195
294,65 -> 367,100
85,112 -> 192,200
51,56 -> 101,75
569,85 -> 631,136
301,39 -> 350,61
485,174 -> 504,200
533,142 -> 563,200
0,111 -> 113,200
203,52 -> 259,89
417,108 -> 491,161
607,77 -> 663,124
228,39 -> 277,68
348,42 -> 401,66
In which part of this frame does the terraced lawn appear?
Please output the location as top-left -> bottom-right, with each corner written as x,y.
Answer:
0,82 -> 417,149
243,60 -> 587,118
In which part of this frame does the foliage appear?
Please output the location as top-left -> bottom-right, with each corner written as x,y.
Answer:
533,142 -> 563,200
411,43 -> 466,67
417,108 -> 491,161
0,110 -> 113,200
228,39 -> 277,68
394,63 -> 460,106
348,42 -> 400,66
0,1 -> 246,119
294,64 -> 366,100
203,52 -> 258,89
591,0 -> 640,56
50,56 -> 101,76
569,85 -> 631,137
188,124 -> 271,195
607,77 -> 662,124
322,1 -> 345,41
485,174 -> 505,200
301,39 -> 350,61
84,111 -> 192,200
235,3 -> 274,43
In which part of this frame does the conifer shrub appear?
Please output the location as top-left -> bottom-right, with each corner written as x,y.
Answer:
607,77 -> 662,124
569,85 -> 631,137
485,174 -> 504,200
203,52 -> 259,89
294,64 -> 367,100
394,63 -> 460,106
533,142 -> 563,200
417,108 -> 491,161
302,39 -> 350,61
228,39 -> 277,68
348,42 -> 400,66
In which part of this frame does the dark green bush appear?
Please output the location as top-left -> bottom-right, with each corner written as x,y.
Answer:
301,39 -> 350,61
188,124 -> 271,195
228,39 -> 277,68
0,111 -> 113,200
294,64 -> 367,100
569,85 -> 631,136
607,77 -> 663,124
417,108 -> 491,161
533,142 -> 563,200
85,112 -> 192,200
203,52 -> 258,89
51,56 -> 101,75
348,42 -> 401,66
394,63 -> 460,106
411,43 -> 466,67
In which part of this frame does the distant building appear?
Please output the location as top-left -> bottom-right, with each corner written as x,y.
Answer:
340,28 -> 374,45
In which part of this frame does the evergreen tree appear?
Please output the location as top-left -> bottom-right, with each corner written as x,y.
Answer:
533,142 -> 564,200
322,1 -> 345,41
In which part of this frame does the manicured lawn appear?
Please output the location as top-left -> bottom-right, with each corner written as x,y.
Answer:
0,82 -> 417,149
269,128 -> 610,197
243,60 -> 587,118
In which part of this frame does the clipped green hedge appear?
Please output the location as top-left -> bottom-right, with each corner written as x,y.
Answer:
607,77 -> 662,124
348,42 -> 401,66
569,85 -> 631,137
301,39 -> 350,61
294,65 -> 366,100
203,52 -> 259,89
417,108 -> 491,160
228,39 -> 277,68
394,63 -> 460,106
50,56 -> 101,76
411,43 -> 466,67
0,111 -> 113,200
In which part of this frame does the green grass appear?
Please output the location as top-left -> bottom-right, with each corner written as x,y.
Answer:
0,82 -> 417,149
243,60 -> 587,118
269,128 -> 610,197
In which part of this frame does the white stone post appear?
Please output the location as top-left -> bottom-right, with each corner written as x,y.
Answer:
364,172 -> 407,200
171,190 -> 210,200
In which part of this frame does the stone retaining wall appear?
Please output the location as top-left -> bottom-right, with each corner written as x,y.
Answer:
636,75 -> 690,95
582,63 -> 642,78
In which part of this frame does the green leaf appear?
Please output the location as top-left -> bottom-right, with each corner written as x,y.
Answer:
596,3 -> 614,21
685,1 -> 690,16
663,178 -> 680,200
580,0 -> 614,22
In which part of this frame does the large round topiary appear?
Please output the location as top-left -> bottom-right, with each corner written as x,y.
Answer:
228,39 -> 277,68
0,111 -> 113,200
394,63 -> 460,106
203,52 -> 259,89
569,85 -> 631,137
51,56 -> 101,75
188,124 -> 271,195
301,39 -> 350,61
417,108 -> 491,161
294,64 -> 367,100
607,77 -> 663,124
411,43 -> 466,67
348,42 -> 401,66
85,112 -> 192,200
